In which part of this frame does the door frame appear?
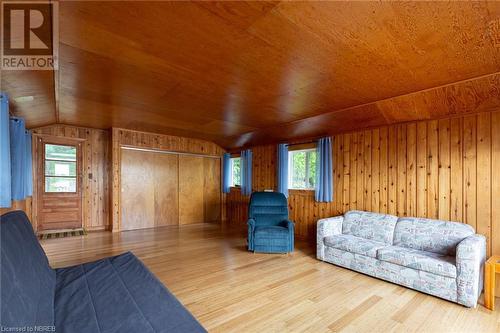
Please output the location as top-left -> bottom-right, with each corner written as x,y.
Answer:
33,135 -> 86,231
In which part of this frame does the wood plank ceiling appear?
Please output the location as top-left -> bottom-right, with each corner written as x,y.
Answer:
2,1 -> 500,149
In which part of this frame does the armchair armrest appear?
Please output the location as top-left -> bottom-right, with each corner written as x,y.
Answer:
247,218 -> 256,251
316,216 -> 344,260
456,234 -> 486,307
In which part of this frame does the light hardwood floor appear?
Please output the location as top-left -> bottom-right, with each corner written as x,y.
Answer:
41,224 -> 500,332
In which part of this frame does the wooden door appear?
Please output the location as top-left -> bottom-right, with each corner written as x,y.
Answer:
178,155 -> 205,224
203,158 -> 221,222
121,149 -> 179,230
37,137 -> 83,231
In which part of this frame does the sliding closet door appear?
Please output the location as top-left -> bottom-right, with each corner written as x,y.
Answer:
178,155 -> 204,224
204,158 -> 221,222
121,149 -> 178,230
154,153 -> 179,226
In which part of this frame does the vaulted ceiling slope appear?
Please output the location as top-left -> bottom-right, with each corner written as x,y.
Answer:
3,1 -> 500,149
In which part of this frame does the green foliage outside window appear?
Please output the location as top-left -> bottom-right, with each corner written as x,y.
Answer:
290,150 -> 316,189
231,157 -> 241,186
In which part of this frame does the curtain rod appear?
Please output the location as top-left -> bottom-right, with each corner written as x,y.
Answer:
285,139 -> 318,147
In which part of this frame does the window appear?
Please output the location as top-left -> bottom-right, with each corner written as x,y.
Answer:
288,149 -> 317,190
44,144 -> 77,193
230,157 -> 241,187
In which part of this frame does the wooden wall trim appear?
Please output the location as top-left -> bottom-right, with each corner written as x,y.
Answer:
111,128 -> 225,231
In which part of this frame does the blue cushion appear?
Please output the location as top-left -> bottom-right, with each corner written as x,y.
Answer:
254,226 -> 289,238
0,211 -> 55,327
55,252 -> 206,333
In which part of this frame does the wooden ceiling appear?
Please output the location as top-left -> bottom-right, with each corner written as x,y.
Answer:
3,1 -> 500,148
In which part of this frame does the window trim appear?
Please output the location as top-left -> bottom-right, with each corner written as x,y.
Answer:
229,156 -> 241,188
288,148 -> 317,191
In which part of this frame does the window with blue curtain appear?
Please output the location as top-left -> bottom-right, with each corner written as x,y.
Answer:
0,92 -> 33,207
240,149 -> 252,196
315,137 -> 333,202
10,117 -> 27,200
0,93 -> 11,208
277,143 -> 288,197
222,153 -> 231,193
25,130 -> 33,196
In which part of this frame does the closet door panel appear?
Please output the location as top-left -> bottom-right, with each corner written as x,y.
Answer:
204,158 -> 221,222
179,155 -> 204,224
154,153 -> 179,226
121,149 -> 155,230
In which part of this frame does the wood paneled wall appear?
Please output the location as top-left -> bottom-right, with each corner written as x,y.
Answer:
111,128 -> 224,231
227,111 -> 500,256
32,125 -> 110,231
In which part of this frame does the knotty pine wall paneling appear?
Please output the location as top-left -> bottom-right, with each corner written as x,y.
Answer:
227,111 -> 500,257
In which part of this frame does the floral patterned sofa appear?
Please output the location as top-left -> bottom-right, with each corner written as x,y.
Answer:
317,210 -> 486,307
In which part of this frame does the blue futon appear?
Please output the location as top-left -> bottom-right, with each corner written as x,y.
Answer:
0,211 -> 206,332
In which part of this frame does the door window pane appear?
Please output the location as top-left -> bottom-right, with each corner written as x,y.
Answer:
45,144 -> 76,161
45,160 -> 76,176
45,177 -> 76,192
44,143 -> 77,193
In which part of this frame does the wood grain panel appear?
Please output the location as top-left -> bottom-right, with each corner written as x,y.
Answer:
121,149 -> 156,231
204,158 -> 221,223
227,111 -> 500,257
179,155 -> 205,225
154,153 -> 179,226
111,128 -> 223,231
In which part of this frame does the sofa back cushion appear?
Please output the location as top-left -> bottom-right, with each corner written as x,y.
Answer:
394,217 -> 475,255
1,211 -> 55,327
249,192 -> 288,226
342,210 -> 398,244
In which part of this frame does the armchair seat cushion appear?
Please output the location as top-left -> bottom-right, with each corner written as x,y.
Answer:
254,225 -> 289,238
377,246 -> 457,278
324,234 -> 388,258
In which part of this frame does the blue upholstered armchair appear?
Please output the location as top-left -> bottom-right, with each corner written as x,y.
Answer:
247,192 -> 294,253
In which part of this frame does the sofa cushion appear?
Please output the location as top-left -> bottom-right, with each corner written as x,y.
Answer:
342,210 -> 398,244
324,234 -> 388,258
377,246 -> 457,278
1,211 -> 55,328
55,252 -> 205,333
394,217 -> 474,255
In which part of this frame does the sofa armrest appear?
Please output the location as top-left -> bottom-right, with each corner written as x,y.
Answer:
316,216 -> 343,260
456,234 -> 486,307
247,219 -> 256,251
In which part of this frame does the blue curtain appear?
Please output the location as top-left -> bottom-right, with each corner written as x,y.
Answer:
222,153 -> 231,194
277,144 -> 288,197
0,93 -> 11,208
241,149 -> 252,196
10,118 -> 27,200
25,131 -> 33,196
315,137 -> 333,202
